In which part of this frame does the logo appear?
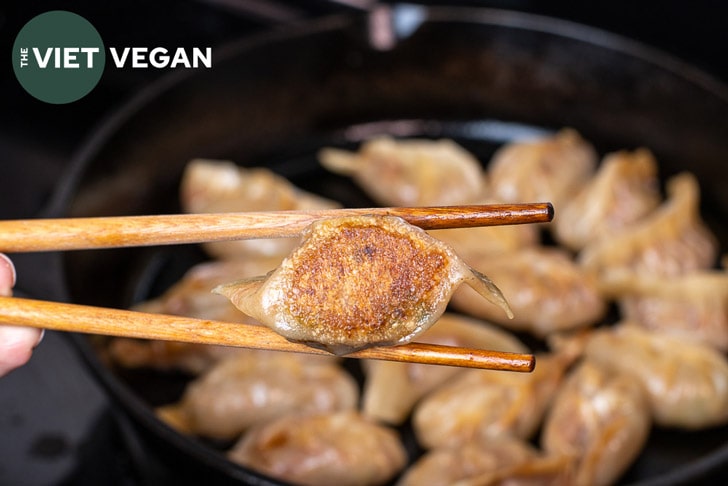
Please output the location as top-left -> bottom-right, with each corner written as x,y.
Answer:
12,10 -> 213,104
13,11 -> 105,104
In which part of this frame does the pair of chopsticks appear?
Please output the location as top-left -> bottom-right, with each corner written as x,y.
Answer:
0,203 -> 553,372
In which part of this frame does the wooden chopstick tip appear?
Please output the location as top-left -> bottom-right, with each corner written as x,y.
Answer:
545,202 -> 555,222
525,353 -> 536,372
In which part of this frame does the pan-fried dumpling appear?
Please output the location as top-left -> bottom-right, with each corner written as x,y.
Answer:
487,129 -> 597,212
319,137 -> 487,206
157,352 -> 357,440
541,360 -> 650,486
579,173 -> 718,279
600,269 -> 728,351
362,313 -> 529,425
180,159 -> 339,259
214,215 -> 512,355
411,353 -> 569,449
228,411 -> 407,486
398,435 -> 572,486
553,148 -> 661,250
450,247 -> 605,337
584,323 -> 728,429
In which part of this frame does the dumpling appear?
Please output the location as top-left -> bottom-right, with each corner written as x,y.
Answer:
487,129 -> 598,212
319,136 -> 487,206
579,173 -> 718,279
584,323 -> 728,429
214,215 -> 512,355
180,159 -> 339,259
228,411 -> 407,486
541,360 -> 650,486
600,269 -> 728,351
361,313 -> 529,425
156,352 -> 357,440
450,247 -> 606,337
411,352 -> 569,449
398,435 -> 571,486
553,148 -> 661,250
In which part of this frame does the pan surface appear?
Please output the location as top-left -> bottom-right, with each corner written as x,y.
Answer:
57,6 -> 728,485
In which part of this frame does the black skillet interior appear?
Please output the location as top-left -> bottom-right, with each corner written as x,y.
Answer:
60,6 -> 728,486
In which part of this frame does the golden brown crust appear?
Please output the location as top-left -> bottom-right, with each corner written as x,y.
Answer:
285,221 -> 446,345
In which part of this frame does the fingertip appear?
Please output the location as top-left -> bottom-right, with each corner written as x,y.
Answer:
0,254 -> 17,295
0,326 -> 42,377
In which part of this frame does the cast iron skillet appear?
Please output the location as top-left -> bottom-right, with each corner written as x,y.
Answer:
48,5 -> 728,485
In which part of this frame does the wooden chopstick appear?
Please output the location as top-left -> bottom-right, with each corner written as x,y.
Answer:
0,296 -> 535,372
0,204 -> 547,371
0,203 -> 553,253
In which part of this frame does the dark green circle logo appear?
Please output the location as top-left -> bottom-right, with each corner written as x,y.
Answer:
12,11 -> 105,104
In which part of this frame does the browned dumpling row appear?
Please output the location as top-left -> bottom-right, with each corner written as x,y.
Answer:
112,130 -> 726,486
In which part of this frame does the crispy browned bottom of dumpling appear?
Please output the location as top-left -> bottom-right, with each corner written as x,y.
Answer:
215,215 -> 511,355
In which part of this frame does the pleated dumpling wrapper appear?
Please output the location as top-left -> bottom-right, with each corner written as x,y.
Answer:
214,215 -> 513,355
